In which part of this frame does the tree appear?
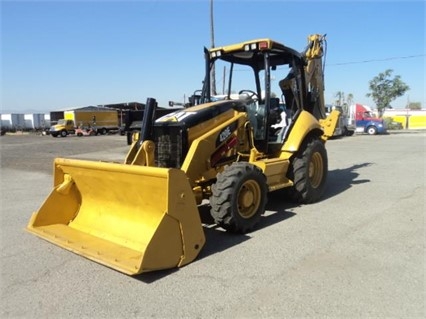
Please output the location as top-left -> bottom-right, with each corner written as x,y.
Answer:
366,69 -> 409,116
346,93 -> 354,106
408,102 -> 422,110
334,91 -> 353,114
334,91 -> 345,105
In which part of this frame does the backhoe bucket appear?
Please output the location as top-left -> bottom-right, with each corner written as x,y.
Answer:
26,158 -> 205,275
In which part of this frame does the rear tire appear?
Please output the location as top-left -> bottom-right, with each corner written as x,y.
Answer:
210,162 -> 267,233
346,129 -> 354,136
287,137 -> 327,204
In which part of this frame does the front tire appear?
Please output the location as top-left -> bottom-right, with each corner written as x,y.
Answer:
60,130 -> 67,137
210,162 -> 267,233
287,137 -> 328,204
366,126 -> 377,135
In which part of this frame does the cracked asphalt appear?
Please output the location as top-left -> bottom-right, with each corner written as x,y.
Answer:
1,131 -> 425,318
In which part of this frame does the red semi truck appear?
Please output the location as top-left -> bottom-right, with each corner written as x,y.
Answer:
349,103 -> 387,135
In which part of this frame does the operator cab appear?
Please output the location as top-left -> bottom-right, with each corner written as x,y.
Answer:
199,39 -> 312,153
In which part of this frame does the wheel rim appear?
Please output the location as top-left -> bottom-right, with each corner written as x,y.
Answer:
309,152 -> 324,189
237,180 -> 261,219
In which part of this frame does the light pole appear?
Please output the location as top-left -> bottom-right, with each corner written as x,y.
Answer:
210,0 -> 217,95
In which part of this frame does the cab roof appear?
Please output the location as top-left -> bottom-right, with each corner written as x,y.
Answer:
208,38 -> 304,69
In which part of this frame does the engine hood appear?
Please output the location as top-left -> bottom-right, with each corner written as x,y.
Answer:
155,100 -> 245,128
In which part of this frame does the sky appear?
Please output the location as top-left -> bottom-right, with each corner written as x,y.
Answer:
1,0 -> 425,113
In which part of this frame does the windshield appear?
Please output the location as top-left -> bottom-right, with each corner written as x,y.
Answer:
57,119 -> 66,125
211,59 -> 292,103
209,55 -> 295,145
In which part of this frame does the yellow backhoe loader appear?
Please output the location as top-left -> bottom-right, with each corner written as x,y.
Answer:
27,34 -> 339,275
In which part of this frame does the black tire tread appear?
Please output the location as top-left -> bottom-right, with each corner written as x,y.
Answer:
210,162 -> 267,233
286,137 -> 327,204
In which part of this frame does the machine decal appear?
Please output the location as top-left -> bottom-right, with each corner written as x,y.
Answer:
219,126 -> 232,143
156,111 -> 197,123
216,121 -> 238,147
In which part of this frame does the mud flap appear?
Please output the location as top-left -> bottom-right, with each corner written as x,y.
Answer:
27,158 -> 205,275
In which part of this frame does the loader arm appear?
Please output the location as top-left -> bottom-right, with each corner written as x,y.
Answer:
319,109 -> 341,140
303,34 -> 327,120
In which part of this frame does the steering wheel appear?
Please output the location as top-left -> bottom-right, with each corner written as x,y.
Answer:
238,90 -> 259,101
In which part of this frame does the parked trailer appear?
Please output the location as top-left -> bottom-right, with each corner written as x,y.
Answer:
24,113 -> 48,130
43,114 -> 51,128
0,113 -> 26,131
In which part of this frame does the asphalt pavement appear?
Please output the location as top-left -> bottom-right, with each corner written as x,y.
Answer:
1,131 -> 425,318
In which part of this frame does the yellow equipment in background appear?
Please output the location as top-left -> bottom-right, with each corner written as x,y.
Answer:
27,34 -> 339,275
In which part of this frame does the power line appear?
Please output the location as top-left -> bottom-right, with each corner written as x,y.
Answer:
327,54 -> 425,66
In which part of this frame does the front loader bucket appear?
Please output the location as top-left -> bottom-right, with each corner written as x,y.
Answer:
26,158 -> 205,275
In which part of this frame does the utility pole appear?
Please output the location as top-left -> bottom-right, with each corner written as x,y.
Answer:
210,0 -> 217,95
222,65 -> 226,94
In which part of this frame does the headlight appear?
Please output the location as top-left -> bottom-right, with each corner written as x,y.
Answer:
211,50 -> 221,58
244,43 -> 257,51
